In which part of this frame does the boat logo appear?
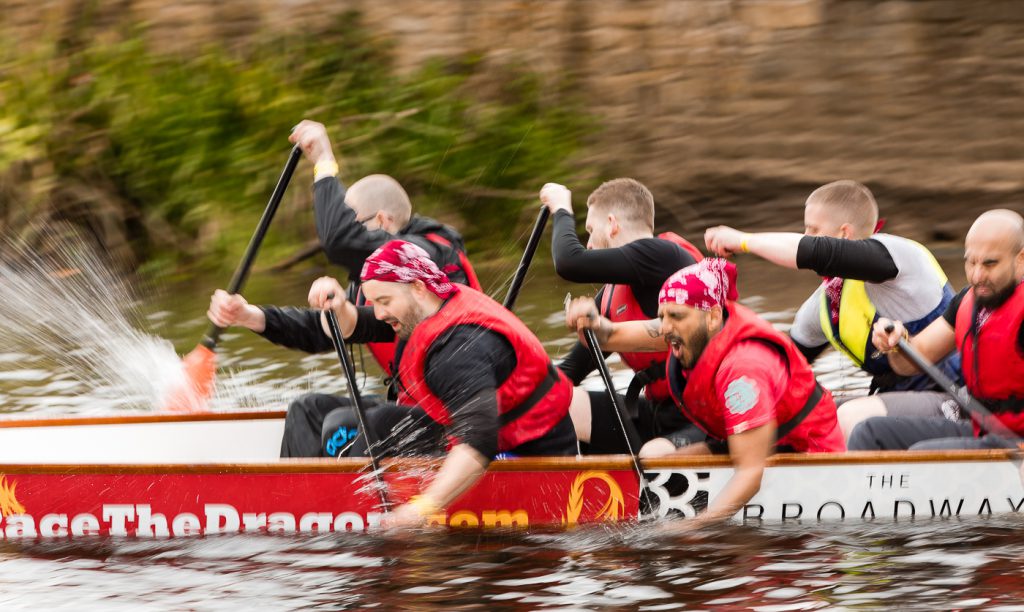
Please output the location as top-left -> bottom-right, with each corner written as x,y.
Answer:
0,475 -> 26,517
564,471 -> 625,527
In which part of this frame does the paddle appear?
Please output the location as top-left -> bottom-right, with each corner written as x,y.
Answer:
886,323 -> 1023,446
324,296 -> 391,512
503,206 -> 550,310
163,145 -> 303,412
581,327 -> 655,514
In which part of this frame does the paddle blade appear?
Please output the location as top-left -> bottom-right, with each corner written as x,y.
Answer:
161,344 -> 217,413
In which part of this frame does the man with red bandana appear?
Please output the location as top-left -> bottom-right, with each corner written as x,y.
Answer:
209,122 -> 481,457
566,259 -> 844,525
270,240 -> 575,527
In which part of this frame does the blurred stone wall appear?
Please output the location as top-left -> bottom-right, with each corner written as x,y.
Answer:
6,0 -> 1023,238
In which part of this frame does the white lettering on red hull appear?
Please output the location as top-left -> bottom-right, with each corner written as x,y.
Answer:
0,505 -> 483,537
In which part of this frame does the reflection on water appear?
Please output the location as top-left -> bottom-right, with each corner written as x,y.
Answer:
2,516 -> 1023,609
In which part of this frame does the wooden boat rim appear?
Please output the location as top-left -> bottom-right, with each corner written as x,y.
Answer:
0,410 -> 289,428
0,449 -> 1016,474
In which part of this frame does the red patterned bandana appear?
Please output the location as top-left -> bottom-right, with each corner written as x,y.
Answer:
823,223 -> 885,326
659,258 -> 739,310
823,276 -> 844,326
360,240 -> 459,299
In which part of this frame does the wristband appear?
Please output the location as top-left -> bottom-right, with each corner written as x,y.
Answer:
313,159 -> 339,181
740,234 -> 751,254
406,495 -> 442,517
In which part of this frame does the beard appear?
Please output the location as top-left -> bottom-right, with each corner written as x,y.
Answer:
974,280 -> 1018,310
668,319 -> 711,370
389,302 -> 429,339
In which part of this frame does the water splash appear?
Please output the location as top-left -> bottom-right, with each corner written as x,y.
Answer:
0,234 -> 195,413
0,233 -> 301,415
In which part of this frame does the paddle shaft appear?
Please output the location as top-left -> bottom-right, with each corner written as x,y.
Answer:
325,305 -> 391,512
889,325 -> 1022,444
582,328 -> 654,511
200,145 -> 303,350
503,207 -> 550,310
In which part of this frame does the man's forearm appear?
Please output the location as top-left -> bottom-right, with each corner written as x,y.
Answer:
319,300 -> 360,340
885,350 -> 920,376
745,233 -> 802,269
601,319 -> 666,353
693,424 -> 773,526
418,443 -> 489,510
698,464 -> 764,525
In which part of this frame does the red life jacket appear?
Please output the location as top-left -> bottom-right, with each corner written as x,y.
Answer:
666,302 -> 844,452
598,232 -> 703,403
395,286 -> 572,451
954,283 -> 1024,436
358,233 -> 482,375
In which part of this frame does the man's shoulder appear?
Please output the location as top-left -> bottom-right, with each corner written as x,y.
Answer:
627,235 -> 698,262
401,215 -> 466,249
870,233 -> 936,260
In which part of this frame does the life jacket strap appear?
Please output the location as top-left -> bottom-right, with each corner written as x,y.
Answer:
776,382 -> 824,441
981,396 -> 1024,414
499,363 -> 561,426
624,361 -> 666,419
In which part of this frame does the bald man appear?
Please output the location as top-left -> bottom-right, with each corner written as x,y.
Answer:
704,181 -> 960,440
847,209 -> 1024,450
289,120 -> 479,296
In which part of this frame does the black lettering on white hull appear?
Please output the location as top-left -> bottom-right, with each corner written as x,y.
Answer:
782,503 -> 803,521
817,501 -> 845,520
894,500 -> 915,519
978,498 -> 992,515
929,498 -> 964,517
742,505 -> 764,521
1009,497 -> 1024,512
861,501 -> 875,519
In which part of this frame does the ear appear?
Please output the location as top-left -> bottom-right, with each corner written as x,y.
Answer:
706,305 -> 725,333
607,213 -> 620,237
838,223 -> 855,240
375,210 -> 391,231
410,279 -> 429,297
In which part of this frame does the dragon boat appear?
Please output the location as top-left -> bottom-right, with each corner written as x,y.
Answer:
0,410 -> 1020,538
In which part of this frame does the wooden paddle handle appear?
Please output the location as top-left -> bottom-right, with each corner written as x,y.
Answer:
503,206 -> 550,311
201,146 -> 303,349
324,294 -> 391,512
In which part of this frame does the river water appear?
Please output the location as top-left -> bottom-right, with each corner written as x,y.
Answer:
5,243 -> 1022,611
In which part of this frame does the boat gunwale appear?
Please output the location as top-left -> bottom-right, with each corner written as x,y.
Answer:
0,410 -> 288,428
0,450 -> 1016,475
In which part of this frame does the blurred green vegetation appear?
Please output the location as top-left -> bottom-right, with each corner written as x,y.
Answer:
0,12 -> 596,274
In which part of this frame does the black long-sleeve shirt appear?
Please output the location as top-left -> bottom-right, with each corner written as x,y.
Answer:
795,235 -> 899,283
550,209 -> 698,384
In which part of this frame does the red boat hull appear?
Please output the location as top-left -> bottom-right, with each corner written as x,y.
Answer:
0,462 -> 639,537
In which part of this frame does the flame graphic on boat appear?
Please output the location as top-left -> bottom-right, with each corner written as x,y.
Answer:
564,471 -> 625,527
0,475 -> 26,517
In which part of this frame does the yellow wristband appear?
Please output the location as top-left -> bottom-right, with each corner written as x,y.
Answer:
313,159 -> 339,181
740,234 -> 751,253
407,495 -> 441,517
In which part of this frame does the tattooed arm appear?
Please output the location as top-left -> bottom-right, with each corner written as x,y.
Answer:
564,296 -> 666,353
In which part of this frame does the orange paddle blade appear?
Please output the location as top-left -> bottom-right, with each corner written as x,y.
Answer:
161,344 -> 217,413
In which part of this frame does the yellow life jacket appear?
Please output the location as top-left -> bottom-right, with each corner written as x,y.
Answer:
818,240 -> 950,373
